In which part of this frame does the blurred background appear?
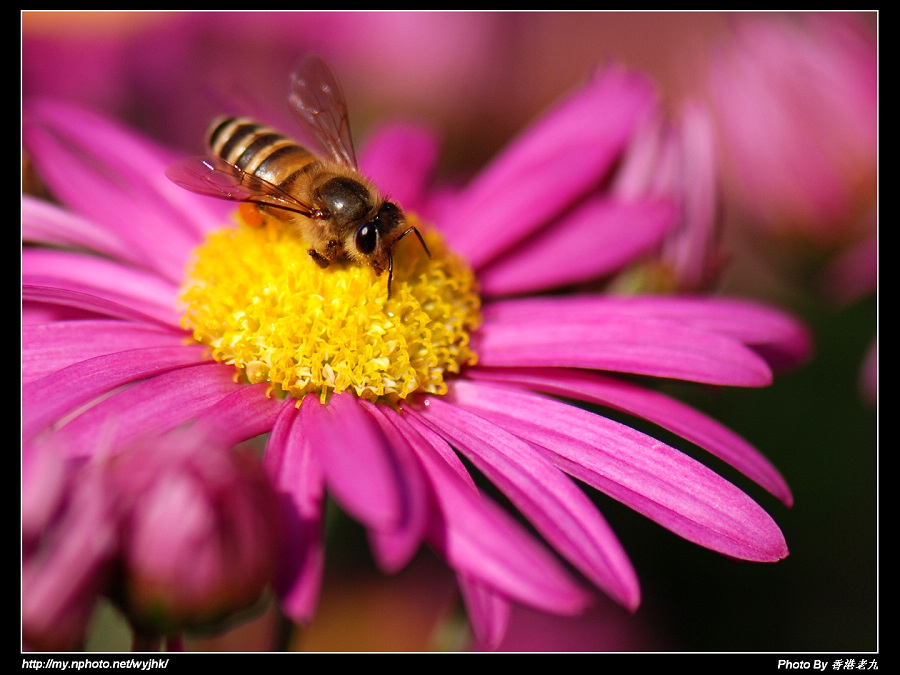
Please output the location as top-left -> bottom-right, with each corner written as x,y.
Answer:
22,11 -> 877,652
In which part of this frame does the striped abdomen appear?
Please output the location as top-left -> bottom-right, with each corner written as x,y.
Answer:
207,116 -> 321,200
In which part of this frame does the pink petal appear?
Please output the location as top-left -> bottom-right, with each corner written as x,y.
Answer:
484,294 -> 811,355
411,398 -> 640,610
398,410 -> 593,615
457,575 -> 511,651
468,366 -> 793,506
264,402 -> 326,623
191,382 -> 283,449
23,248 -> 181,328
477,198 -> 676,296
23,320 -> 187,385
22,344 -> 209,442
47,364 -> 243,459
586,295 -> 814,368
358,122 -> 443,215
22,280 -> 179,329
661,103 -> 722,290
443,66 -> 658,268
22,439 -> 68,542
300,394 -> 404,532
23,301 -> 107,326
476,299 -> 773,386
449,379 -> 788,562
24,99 -> 217,283
359,401 -> 431,573
22,456 -> 116,651
23,195 -> 134,263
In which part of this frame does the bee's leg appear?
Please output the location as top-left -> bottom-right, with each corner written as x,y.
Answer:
308,240 -> 341,269
308,249 -> 331,268
238,203 -> 266,228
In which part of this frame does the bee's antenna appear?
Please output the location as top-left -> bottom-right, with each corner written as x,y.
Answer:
386,227 -> 431,300
398,226 -> 432,260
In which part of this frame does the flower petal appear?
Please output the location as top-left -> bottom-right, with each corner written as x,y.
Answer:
449,379 -> 788,562
22,281 -> 178,329
191,383 -> 283,449
299,394 -> 404,532
358,122 -> 443,215
22,450 -> 116,651
359,402 -> 431,573
23,301 -> 107,326
411,398 -> 640,610
264,402 -> 325,623
477,198 -> 676,296
23,248 -> 181,328
476,297 -> 773,386
23,195 -> 134,263
22,345 -> 209,442
47,364 -> 244,459
22,320 -> 187,385
591,295 -> 814,369
24,98 -> 228,282
457,575 -> 511,651
443,65 -> 658,267
468,366 -> 793,506
398,410 -> 593,615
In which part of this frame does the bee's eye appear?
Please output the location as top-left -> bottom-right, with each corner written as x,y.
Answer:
355,221 -> 378,255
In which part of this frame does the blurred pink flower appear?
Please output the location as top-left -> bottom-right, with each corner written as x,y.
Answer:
607,100 -> 724,293
819,223 -> 877,307
22,428 -> 285,650
23,441 -> 116,651
859,337 -> 878,407
819,227 -> 878,406
23,62 -> 811,648
708,12 -> 876,247
472,597 -> 669,652
102,431 -> 284,637
22,12 -> 513,155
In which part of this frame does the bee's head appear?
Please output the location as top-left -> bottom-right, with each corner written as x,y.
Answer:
353,201 -> 403,266
317,176 -> 400,267
355,201 -> 431,298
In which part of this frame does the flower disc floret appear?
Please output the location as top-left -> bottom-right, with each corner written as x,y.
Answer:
179,213 -> 481,404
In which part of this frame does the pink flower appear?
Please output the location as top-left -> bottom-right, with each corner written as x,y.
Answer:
22,12 -> 514,154
23,62 -> 811,648
708,12 -> 877,246
472,596 -> 669,652
103,431 -> 285,637
819,228 -> 878,406
22,427 -> 285,650
22,441 -> 115,651
605,100 -> 724,293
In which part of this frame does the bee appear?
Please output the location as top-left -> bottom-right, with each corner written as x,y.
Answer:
166,54 -> 430,297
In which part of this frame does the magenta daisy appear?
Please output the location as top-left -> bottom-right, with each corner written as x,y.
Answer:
23,63 -> 811,649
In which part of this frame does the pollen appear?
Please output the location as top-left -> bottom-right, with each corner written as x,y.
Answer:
178,213 -> 481,404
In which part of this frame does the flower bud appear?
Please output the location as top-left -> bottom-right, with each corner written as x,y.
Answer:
23,441 -> 115,651
104,431 -> 284,636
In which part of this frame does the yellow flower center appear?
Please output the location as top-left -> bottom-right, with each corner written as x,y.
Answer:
178,212 -> 481,404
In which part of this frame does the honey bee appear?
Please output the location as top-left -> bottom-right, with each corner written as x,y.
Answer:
166,54 -> 429,297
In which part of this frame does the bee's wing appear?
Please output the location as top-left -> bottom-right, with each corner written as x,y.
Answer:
166,156 -> 316,216
289,54 -> 358,168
